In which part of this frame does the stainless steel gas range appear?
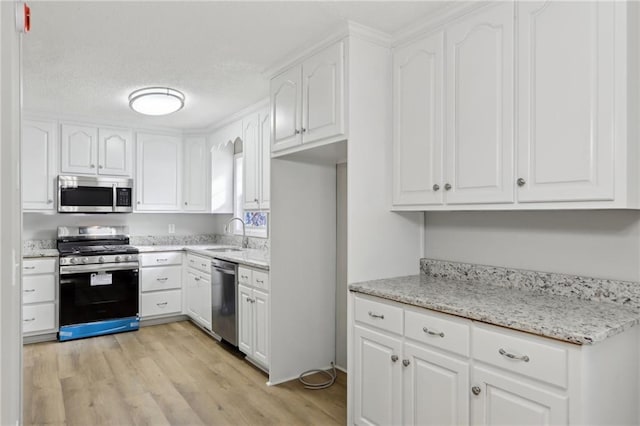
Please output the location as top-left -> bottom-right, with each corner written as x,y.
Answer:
57,226 -> 140,341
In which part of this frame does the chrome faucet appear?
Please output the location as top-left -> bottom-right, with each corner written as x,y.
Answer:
224,217 -> 248,248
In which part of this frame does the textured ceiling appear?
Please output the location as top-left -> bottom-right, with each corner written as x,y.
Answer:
23,1 -> 450,130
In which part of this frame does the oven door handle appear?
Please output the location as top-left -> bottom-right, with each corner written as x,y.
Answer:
59,262 -> 139,275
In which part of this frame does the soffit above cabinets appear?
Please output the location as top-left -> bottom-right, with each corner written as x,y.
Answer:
23,1 -> 450,131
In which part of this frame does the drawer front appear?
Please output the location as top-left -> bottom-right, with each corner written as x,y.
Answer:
186,254 -> 211,273
23,303 -> 56,334
140,265 -> 181,292
473,325 -> 568,388
23,274 -> 56,304
404,308 -> 470,357
354,295 -> 403,335
252,270 -> 269,290
23,258 -> 56,275
238,267 -> 252,285
140,290 -> 182,317
140,252 -> 182,267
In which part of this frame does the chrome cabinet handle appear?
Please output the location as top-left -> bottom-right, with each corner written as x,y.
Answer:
156,302 -> 168,307
444,183 -> 452,191
471,386 -> 481,396
137,201 -> 141,204
24,318 -> 35,322
302,128 -> 307,133
184,202 -> 188,205
23,266 -> 35,270
368,311 -> 384,319
241,275 -> 249,279
90,164 -> 95,168
256,279 -> 264,284
156,258 -> 168,262
195,276 -> 201,281
423,327 -> 445,338
295,129 -> 301,134
156,277 -> 168,282
432,184 -> 440,191
98,165 -> 103,169
24,289 -> 35,293
47,199 -> 53,204
402,359 -> 410,367
517,178 -> 526,187
499,348 -> 530,362
391,355 -> 398,363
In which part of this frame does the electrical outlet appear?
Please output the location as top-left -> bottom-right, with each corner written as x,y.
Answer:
168,224 -> 175,234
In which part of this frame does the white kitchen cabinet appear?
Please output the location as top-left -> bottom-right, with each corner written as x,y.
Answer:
392,32 -> 444,206
209,136 -> 234,214
259,108 -> 271,210
22,119 -> 57,211
516,1 -> 614,203
237,266 -> 270,369
139,252 -> 183,320
444,2 -> 514,205
243,113 -> 260,210
136,133 -> 182,211
61,123 -> 132,176
185,253 -> 212,330
22,257 -> 58,338
270,40 -> 346,155
183,136 -> 207,211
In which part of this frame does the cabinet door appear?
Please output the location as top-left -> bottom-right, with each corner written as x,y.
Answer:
471,366 -> 568,425
353,325 -> 402,426
516,2 -> 614,203
186,271 -> 200,320
22,120 -> 57,210
238,284 -> 254,356
270,65 -> 302,152
98,127 -> 132,176
198,275 -> 212,330
183,137 -> 207,211
136,133 -> 182,211
302,41 -> 345,144
403,342 -> 469,426
253,289 -> 269,367
259,108 -> 271,210
210,139 -> 234,214
445,3 -> 514,205
60,124 -> 98,175
393,32 -> 444,206
243,114 -> 260,210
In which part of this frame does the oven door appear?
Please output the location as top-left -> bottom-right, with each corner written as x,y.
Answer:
59,263 -> 139,326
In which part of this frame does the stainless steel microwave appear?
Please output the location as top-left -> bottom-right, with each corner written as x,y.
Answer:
58,175 -> 133,213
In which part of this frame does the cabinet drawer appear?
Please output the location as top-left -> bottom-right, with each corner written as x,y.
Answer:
252,270 -> 269,290
23,274 -> 55,304
186,254 -> 211,273
140,252 -> 182,267
23,303 -> 56,334
354,295 -> 403,335
23,258 -> 56,275
140,265 -> 181,292
472,325 -> 568,388
404,308 -> 470,357
238,267 -> 251,285
140,290 -> 182,317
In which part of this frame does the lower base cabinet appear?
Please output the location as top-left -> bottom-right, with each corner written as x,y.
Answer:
350,293 -> 638,426
185,253 -> 212,330
22,257 -> 58,337
238,266 -> 270,369
139,252 -> 183,319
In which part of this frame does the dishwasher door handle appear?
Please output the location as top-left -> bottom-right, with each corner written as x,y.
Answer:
213,266 -> 236,275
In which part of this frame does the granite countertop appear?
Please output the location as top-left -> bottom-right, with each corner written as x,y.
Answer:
135,244 -> 270,270
349,274 -> 640,345
23,248 -> 59,258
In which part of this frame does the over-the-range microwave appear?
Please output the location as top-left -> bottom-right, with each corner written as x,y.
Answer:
58,175 -> 133,213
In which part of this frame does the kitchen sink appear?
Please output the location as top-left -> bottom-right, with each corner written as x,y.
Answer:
206,247 -> 243,252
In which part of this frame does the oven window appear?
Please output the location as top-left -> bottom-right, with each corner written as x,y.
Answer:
59,269 -> 139,326
60,186 -> 113,207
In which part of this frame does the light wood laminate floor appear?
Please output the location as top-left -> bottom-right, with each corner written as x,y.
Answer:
23,321 -> 346,426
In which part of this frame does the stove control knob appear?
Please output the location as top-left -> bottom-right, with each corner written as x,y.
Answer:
82,257 -> 89,264
98,256 -> 105,263
125,255 -> 132,261
71,258 -> 78,264
115,256 -> 122,262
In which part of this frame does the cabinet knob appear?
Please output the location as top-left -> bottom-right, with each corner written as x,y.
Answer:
47,199 -> 53,204
295,129 -> 301,134
391,355 -> 398,363
254,198 -> 259,203
137,201 -> 141,204
517,178 -> 526,187
402,359 -> 410,367
184,202 -> 188,205
302,127 -> 307,133
432,184 -> 440,192
90,164 -> 95,168
98,165 -> 103,169
471,386 -> 481,396
444,183 -> 452,191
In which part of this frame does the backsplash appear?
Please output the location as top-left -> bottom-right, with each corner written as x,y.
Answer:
23,239 -> 56,251
421,258 -> 640,310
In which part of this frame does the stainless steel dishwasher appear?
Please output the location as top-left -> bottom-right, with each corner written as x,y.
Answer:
211,259 -> 238,346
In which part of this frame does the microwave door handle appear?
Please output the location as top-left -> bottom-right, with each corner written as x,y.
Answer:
112,184 -> 117,212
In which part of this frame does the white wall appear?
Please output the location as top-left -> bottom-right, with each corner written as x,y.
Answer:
424,211 -> 640,282
23,212 -> 229,240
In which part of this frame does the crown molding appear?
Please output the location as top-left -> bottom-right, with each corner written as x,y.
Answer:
184,97 -> 269,136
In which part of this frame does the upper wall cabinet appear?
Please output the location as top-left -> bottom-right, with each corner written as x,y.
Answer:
392,2 -> 638,210
209,137 -> 234,214
60,124 -> 132,176
271,41 -> 346,155
136,133 -> 182,211
23,119 -> 57,211
243,107 -> 271,211
183,136 -> 207,212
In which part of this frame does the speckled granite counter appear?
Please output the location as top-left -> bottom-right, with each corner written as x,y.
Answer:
135,244 -> 269,270
350,273 -> 640,345
23,248 -> 59,258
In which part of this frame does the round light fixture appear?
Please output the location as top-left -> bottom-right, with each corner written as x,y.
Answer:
128,87 -> 185,116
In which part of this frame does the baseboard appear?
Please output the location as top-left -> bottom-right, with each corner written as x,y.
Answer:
23,332 -> 57,344
335,364 -> 347,374
140,314 -> 189,327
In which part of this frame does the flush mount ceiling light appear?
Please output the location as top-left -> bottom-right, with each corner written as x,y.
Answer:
128,87 -> 185,116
